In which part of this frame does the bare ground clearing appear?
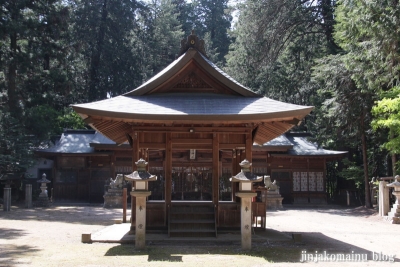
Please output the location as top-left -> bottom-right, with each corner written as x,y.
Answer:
0,204 -> 398,267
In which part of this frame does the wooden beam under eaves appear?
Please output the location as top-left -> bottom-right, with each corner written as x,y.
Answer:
126,133 -> 133,148
284,118 -> 300,125
83,116 -> 98,124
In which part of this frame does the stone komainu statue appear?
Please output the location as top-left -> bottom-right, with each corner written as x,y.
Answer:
109,174 -> 125,189
264,175 -> 279,191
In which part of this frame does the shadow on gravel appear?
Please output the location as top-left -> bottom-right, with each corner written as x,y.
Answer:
0,244 -> 40,267
279,205 -> 379,218
314,206 -> 379,218
0,228 -> 28,240
0,204 -> 127,226
103,231 -> 399,263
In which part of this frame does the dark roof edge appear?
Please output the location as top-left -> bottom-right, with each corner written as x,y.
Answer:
285,132 -> 312,137
253,145 -> 293,152
34,151 -> 112,157
63,129 -> 96,135
270,152 -> 348,159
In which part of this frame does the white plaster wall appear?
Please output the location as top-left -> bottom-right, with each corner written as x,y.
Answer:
25,158 -> 54,179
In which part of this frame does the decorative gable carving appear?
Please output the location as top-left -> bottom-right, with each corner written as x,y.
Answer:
173,72 -> 212,89
179,30 -> 208,57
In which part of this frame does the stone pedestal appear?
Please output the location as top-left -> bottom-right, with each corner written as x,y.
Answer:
379,181 -> 389,216
104,174 -> 126,209
124,159 -> 157,249
387,176 -> 400,224
387,189 -> 400,224
25,184 -> 33,209
230,159 -> 263,250
387,199 -> 400,224
266,190 -> 283,210
236,192 -> 257,250
131,191 -> 151,249
36,174 -> 50,207
103,188 -> 124,208
3,187 -> 11,211
36,196 -> 50,207
35,183 -> 50,207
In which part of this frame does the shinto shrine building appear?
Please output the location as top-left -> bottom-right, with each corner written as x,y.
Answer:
35,33 -> 345,237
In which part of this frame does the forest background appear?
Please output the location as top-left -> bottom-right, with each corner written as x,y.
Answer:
1,0 -> 400,208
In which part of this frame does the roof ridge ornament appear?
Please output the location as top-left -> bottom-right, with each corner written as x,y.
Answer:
179,30 -> 208,58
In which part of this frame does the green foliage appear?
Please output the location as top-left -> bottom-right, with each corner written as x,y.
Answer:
139,0 -> 184,76
24,105 -> 60,141
0,112 -> 35,174
312,54 -> 374,146
73,0 -> 148,101
172,0 -> 194,36
372,86 -> 400,154
192,0 -> 232,64
340,158 -> 365,189
334,0 -> 400,92
0,0 -> 75,174
56,108 -> 86,132
313,0 -> 400,206
225,0 -> 333,106
23,106 -> 86,141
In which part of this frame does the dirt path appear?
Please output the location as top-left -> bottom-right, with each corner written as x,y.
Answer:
0,205 -> 398,267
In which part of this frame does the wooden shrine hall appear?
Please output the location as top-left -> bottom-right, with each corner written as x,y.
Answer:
71,32 -> 314,239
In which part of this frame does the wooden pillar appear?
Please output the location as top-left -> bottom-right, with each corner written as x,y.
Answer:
232,150 -> 240,201
165,133 -> 172,224
245,130 -> 252,164
111,154 -> 116,179
122,188 -> 127,223
130,131 -> 139,233
213,133 -> 220,207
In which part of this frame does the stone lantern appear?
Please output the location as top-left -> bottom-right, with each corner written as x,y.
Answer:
36,173 -> 51,207
124,158 -> 157,248
230,159 -> 263,250
387,175 -> 400,224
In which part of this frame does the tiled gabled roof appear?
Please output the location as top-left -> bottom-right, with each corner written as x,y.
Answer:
72,93 -> 313,122
35,130 -> 114,155
36,130 -> 346,160
122,49 -> 259,97
263,133 -> 347,158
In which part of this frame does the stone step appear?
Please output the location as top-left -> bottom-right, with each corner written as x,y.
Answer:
169,203 -> 216,238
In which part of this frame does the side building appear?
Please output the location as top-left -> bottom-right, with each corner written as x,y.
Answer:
35,129 -> 346,205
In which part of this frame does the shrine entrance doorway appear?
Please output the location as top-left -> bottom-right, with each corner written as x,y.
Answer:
171,166 -> 213,201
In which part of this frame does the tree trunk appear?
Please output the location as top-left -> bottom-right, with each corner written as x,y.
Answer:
7,6 -> 20,116
89,0 -> 108,101
319,0 -> 340,53
361,114 -> 372,208
391,131 -> 397,176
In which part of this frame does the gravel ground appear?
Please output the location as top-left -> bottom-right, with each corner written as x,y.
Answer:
0,204 -> 398,267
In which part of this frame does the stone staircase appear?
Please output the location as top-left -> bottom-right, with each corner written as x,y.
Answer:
168,203 -> 217,237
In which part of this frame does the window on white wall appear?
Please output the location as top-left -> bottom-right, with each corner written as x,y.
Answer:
293,171 -> 324,192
